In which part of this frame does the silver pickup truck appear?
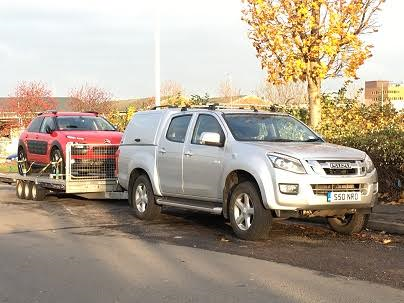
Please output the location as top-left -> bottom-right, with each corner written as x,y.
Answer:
118,106 -> 378,240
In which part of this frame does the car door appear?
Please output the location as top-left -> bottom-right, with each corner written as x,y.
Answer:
157,114 -> 193,195
36,116 -> 57,163
24,116 -> 45,163
182,113 -> 226,200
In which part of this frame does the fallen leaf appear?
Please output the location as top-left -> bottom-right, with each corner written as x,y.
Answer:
382,239 -> 392,245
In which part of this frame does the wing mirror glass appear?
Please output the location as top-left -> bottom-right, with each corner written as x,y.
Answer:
200,132 -> 224,147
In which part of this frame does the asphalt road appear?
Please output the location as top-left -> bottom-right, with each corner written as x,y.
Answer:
1,184 -> 404,302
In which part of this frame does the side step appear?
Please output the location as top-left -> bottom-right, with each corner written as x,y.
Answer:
156,197 -> 223,215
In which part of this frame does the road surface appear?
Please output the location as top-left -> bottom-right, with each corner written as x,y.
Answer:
1,184 -> 404,302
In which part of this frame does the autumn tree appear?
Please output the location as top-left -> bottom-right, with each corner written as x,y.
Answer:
242,0 -> 384,127
7,81 -> 56,126
256,81 -> 308,106
161,80 -> 183,99
69,84 -> 114,114
218,77 -> 241,103
160,80 -> 186,106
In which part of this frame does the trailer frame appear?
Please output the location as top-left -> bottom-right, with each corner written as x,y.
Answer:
0,143 -> 127,201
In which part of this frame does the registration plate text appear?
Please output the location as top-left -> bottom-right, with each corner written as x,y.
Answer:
327,192 -> 361,203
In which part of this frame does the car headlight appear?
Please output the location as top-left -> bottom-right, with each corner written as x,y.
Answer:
267,153 -> 306,174
364,154 -> 375,173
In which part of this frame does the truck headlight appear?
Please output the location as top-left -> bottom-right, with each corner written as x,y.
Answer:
267,153 -> 306,174
364,154 -> 375,173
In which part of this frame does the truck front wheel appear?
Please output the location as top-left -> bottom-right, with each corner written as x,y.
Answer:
229,181 -> 272,241
328,213 -> 369,234
130,175 -> 161,220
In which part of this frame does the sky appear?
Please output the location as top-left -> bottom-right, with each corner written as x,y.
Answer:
0,0 -> 402,99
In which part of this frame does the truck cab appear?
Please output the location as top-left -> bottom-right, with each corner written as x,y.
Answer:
118,107 -> 378,240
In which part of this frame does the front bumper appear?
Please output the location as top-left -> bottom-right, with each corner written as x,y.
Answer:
264,168 -> 378,211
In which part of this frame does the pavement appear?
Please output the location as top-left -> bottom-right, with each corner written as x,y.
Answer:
1,183 -> 404,302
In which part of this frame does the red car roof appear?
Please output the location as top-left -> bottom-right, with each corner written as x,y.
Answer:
40,111 -> 98,117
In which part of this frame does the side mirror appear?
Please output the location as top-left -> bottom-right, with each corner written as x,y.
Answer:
200,132 -> 224,147
45,125 -> 54,134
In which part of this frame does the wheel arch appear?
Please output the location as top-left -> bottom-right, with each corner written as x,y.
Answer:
128,168 -> 153,206
222,169 -> 264,219
50,140 -> 64,156
18,139 -> 27,153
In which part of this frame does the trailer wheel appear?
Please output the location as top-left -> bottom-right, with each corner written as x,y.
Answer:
31,183 -> 47,201
16,180 -> 25,199
24,182 -> 33,200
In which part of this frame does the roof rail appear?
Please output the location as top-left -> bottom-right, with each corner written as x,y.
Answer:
84,111 -> 99,115
150,105 -> 178,110
38,110 -> 57,116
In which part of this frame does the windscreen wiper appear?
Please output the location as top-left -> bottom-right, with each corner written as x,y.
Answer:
267,138 -> 296,142
304,137 -> 322,142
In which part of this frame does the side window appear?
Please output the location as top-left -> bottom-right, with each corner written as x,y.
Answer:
166,115 -> 192,143
27,117 -> 44,133
192,114 -> 225,145
40,117 -> 56,133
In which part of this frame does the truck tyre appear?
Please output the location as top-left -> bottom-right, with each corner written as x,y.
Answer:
130,175 -> 161,220
328,213 -> 369,234
229,181 -> 272,241
31,183 -> 47,201
16,180 -> 25,199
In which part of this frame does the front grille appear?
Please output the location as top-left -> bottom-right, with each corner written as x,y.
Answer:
71,146 -> 89,155
68,144 -> 119,180
311,184 -> 363,195
93,146 -> 118,155
308,160 -> 365,176
71,159 -> 116,178
323,168 -> 357,175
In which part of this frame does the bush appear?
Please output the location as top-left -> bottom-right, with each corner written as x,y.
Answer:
318,88 -> 404,199
269,82 -> 403,198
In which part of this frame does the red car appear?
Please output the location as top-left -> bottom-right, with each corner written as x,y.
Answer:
18,111 -> 123,176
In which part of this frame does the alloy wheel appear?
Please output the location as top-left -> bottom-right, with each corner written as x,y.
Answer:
233,193 -> 255,231
135,183 -> 148,213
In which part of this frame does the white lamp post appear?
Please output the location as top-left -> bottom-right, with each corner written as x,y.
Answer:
154,1 -> 161,107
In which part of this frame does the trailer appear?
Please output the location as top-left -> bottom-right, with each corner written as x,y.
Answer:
0,143 -> 127,201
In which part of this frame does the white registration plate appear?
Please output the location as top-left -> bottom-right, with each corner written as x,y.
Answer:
327,191 -> 361,203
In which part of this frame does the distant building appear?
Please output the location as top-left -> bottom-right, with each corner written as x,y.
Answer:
364,81 -> 404,110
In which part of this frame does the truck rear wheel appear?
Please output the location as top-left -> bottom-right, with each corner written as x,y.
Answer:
328,213 -> 369,234
130,175 -> 161,220
229,181 -> 272,241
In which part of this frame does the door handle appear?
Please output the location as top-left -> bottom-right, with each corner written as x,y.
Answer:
184,151 -> 193,157
159,148 -> 166,154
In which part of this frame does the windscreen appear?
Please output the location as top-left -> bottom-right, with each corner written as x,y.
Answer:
56,116 -> 115,131
223,114 -> 321,142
